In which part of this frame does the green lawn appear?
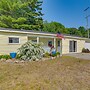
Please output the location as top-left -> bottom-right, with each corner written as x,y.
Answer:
0,56 -> 90,90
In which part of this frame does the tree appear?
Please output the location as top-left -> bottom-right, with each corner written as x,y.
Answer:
0,0 -> 43,30
43,21 -> 88,38
43,21 -> 67,33
78,26 -> 86,37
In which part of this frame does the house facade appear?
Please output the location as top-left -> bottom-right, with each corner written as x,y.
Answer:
0,28 -> 88,55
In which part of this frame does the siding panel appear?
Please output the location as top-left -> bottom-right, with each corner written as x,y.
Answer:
62,38 -> 85,54
0,32 -> 27,54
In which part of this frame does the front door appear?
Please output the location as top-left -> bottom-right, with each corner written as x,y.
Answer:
69,40 -> 77,52
57,40 -> 61,52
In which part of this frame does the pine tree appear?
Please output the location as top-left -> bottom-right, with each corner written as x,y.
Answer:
0,0 -> 43,30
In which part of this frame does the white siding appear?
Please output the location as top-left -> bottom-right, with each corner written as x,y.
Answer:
85,42 -> 90,50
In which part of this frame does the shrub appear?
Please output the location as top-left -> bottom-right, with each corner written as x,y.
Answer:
56,52 -> 60,55
16,54 -> 21,59
17,41 -> 45,61
43,52 -> 60,57
0,55 -> 2,59
52,53 -> 57,57
0,55 -> 11,60
51,52 -> 61,57
43,52 -> 50,58
82,48 -> 90,53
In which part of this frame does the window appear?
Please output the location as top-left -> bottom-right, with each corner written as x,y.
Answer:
9,37 -> 19,44
32,40 -> 37,43
48,41 -> 52,47
69,40 -> 77,52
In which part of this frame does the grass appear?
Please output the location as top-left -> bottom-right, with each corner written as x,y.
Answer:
0,56 -> 90,90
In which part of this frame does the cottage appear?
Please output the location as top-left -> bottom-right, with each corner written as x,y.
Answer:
0,28 -> 89,55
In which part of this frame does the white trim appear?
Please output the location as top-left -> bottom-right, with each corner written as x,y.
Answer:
0,29 -> 56,37
0,29 -> 89,40
54,38 -> 56,49
37,37 -> 39,44
27,35 -> 56,38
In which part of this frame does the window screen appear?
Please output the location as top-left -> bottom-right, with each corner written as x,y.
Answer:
9,37 -> 19,44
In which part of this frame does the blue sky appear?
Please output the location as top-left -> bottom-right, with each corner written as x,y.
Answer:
42,0 -> 90,28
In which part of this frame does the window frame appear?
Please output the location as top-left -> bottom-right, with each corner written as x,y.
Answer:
8,37 -> 20,44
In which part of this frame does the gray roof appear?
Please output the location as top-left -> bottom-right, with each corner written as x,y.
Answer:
0,27 -> 89,39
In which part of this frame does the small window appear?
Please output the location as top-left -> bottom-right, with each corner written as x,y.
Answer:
32,40 -> 37,43
9,37 -> 19,44
48,41 -> 52,47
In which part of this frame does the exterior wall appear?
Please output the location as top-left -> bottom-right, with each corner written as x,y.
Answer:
0,30 -> 86,55
85,42 -> 90,50
77,40 -> 85,53
62,38 -> 85,54
62,39 -> 69,54
0,32 -> 27,54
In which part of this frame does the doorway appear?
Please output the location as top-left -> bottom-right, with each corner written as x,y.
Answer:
69,40 -> 77,52
57,40 -> 61,52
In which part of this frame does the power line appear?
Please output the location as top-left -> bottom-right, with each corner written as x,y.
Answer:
84,7 -> 90,39
84,7 -> 90,11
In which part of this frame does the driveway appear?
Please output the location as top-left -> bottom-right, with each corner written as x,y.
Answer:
64,53 -> 90,60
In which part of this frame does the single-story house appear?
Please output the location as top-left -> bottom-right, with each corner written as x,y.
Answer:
0,28 -> 89,55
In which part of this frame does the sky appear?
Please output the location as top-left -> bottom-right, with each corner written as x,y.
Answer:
42,0 -> 90,28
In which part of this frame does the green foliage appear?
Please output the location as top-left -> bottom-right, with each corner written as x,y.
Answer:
16,54 -> 21,59
43,21 -> 89,38
43,52 -> 60,58
43,52 -> 50,58
82,48 -> 90,53
56,52 -> 60,55
78,26 -> 86,36
51,52 -> 60,57
0,55 -> 11,60
43,21 -> 66,33
17,41 -> 45,61
0,0 -> 43,30
51,53 -> 57,57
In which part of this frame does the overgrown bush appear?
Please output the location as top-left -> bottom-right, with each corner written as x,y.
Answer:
82,48 -> 90,53
17,41 -> 45,61
0,55 -> 11,60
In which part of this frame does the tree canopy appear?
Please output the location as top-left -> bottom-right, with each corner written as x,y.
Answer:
0,0 -> 89,37
0,0 -> 43,30
43,21 -> 67,33
43,21 -> 89,38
